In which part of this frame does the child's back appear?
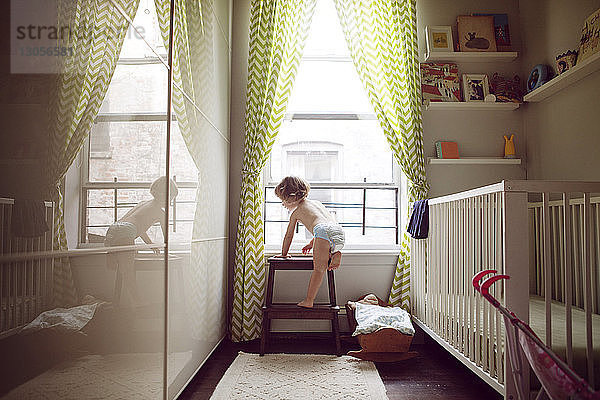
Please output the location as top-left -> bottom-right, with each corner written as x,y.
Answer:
120,199 -> 163,236
291,198 -> 336,233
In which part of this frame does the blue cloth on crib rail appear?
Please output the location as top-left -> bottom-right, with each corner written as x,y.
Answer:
407,199 -> 429,239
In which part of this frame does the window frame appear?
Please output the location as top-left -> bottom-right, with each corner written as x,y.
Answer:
78,57 -> 197,249
264,113 -> 403,253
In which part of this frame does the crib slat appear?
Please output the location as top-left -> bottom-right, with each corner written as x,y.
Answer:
452,200 -> 458,349
583,193 -> 594,387
475,196 -> 481,367
563,193 -> 574,367
495,192 -> 504,384
458,199 -> 468,354
440,203 -> 450,340
592,203 -> 600,313
482,194 -> 489,372
487,194 -> 495,375
542,193 -> 552,348
552,207 -> 565,301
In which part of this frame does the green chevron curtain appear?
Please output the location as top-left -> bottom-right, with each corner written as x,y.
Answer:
154,0 -> 225,340
48,0 -> 140,306
231,0 -> 317,342
333,0 -> 428,309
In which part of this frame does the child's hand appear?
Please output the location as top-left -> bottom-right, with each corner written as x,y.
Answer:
302,243 -> 313,255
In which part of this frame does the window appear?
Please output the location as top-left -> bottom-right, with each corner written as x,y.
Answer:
80,0 -> 198,247
265,0 -> 402,250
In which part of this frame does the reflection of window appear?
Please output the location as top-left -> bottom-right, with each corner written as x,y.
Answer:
264,0 -> 401,250
79,3 -> 197,247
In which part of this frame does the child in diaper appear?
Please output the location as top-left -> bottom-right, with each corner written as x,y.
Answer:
104,176 -> 178,306
274,176 -> 345,308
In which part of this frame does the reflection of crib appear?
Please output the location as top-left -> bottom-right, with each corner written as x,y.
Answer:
410,181 -> 600,399
0,198 -> 54,338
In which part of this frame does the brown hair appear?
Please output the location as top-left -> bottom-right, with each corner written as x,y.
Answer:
274,176 -> 310,203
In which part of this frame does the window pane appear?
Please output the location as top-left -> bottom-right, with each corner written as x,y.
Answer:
99,64 -> 167,114
88,121 -> 197,183
287,60 -> 373,113
270,120 -> 394,183
303,0 -> 348,57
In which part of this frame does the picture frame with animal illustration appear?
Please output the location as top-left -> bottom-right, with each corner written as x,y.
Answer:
425,26 -> 454,54
462,74 -> 489,102
457,15 -> 497,52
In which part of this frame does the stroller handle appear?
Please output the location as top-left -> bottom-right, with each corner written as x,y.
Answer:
472,269 -> 509,308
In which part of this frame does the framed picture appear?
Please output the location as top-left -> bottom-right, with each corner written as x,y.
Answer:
425,26 -> 454,54
457,15 -> 497,52
421,63 -> 461,102
578,8 -> 600,62
462,74 -> 489,102
473,13 -> 511,51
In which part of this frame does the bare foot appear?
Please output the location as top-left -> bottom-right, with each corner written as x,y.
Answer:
297,299 -> 313,308
328,252 -> 342,270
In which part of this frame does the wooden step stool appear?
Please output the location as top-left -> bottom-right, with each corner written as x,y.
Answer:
260,256 -> 341,356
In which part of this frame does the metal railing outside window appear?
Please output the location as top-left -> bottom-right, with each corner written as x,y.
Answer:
264,182 -> 399,245
81,177 -> 198,244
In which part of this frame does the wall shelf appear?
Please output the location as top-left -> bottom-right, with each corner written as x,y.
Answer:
523,51 -> 600,102
424,102 -> 520,111
423,51 -> 519,63
428,157 -> 522,165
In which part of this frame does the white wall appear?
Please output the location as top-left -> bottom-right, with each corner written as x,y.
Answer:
519,0 -> 600,180
417,0 -> 527,197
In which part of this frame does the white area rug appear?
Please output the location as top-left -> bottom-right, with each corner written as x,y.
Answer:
211,352 -> 388,400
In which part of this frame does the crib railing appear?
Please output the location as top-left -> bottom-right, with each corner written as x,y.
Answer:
0,198 -> 54,338
411,181 -> 600,399
529,196 -> 600,312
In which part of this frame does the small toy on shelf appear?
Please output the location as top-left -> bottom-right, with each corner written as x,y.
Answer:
489,73 -> 523,102
504,134 -> 516,159
526,64 -> 554,93
555,50 -> 578,74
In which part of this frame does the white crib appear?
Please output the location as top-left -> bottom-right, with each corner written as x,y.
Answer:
410,180 -> 600,399
0,198 -> 54,338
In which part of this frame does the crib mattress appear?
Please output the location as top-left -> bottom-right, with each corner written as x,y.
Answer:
528,295 -> 600,383
2,351 -> 191,399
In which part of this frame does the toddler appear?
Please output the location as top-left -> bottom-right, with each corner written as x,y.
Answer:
275,176 -> 345,308
104,176 -> 178,305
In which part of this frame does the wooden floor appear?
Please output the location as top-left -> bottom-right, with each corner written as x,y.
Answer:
179,335 -> 502,400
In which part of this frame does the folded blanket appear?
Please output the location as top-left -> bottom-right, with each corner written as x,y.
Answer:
352,302 -> 415,336
407,199 -> 429,239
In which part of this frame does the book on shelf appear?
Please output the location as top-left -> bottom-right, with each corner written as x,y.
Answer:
435,141 -> 460,159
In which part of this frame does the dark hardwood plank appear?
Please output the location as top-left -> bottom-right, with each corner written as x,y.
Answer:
178,336 -> 502,400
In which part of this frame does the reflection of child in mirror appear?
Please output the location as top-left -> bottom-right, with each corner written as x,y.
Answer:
104,176 -> 178,306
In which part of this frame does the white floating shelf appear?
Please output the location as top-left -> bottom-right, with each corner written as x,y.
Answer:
523,51 -> 600,102
428,157 -> 522,165
423,51 -> 518,63
424,102 -> 520,111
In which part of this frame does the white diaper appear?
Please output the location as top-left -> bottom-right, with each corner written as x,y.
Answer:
313,222 -> 345,254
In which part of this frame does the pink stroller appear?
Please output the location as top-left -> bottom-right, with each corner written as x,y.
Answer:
473,270 -> 600,400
